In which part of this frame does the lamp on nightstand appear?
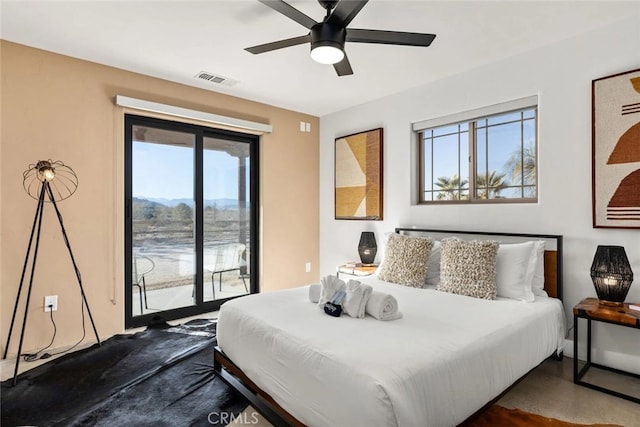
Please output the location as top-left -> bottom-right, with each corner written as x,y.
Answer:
358,232 -> 377,265
590,245 -> 634,306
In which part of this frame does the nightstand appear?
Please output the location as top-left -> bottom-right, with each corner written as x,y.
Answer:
336,263 -> 378,279
573,297 -> 640,403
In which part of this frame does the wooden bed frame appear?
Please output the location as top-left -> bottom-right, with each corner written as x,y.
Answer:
213,228 -> 564,427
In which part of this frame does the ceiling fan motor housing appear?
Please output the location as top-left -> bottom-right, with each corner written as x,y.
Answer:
318,1 -> 339,12
310,22 -> 346,52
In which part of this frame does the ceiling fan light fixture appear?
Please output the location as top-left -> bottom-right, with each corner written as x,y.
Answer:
310,22 -> 345,65
310,44 -> 344,64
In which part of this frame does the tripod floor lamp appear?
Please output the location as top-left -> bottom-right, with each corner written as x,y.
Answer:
3,160 -> 101,385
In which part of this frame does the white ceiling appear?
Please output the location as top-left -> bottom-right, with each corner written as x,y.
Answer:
0,1 -> 636,116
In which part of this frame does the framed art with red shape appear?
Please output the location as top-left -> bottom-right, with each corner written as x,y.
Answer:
592,68 -> 640,229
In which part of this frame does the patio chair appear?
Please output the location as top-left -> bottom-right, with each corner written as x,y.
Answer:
206,243 -> 248,298
132,253 -> 155,313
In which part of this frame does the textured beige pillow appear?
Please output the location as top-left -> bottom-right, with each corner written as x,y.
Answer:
378,234 -> 433,287
438,238 -> 499,299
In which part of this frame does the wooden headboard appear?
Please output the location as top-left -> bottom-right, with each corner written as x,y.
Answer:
395,228 -> 563,301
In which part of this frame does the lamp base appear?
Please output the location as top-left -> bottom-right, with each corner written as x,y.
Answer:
598,300 -> 624,307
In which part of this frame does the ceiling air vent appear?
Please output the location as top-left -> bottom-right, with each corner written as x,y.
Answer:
194,71 -> 238,87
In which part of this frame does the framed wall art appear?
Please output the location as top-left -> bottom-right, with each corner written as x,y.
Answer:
335,128 -> 383,220
592,68 -> 640,229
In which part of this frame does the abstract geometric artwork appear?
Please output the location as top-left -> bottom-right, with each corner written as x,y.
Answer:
592,68 -> 640,228
335,128 -> 383,220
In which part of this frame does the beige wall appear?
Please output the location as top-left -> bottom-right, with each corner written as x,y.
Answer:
0,41 -> 319,355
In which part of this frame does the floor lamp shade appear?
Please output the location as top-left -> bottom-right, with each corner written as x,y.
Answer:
590,245 -> 634,306
358,232 -> 377,265
23,159 -> 78,201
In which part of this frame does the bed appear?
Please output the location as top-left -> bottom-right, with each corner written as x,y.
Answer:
214,228 -> 565,427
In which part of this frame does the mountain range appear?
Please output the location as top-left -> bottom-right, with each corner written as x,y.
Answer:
134,197 -> 240,209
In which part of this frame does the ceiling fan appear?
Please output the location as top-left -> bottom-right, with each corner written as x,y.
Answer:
245,0 -> 436,76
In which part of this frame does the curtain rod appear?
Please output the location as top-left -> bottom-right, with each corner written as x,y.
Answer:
115,95 -> 273,134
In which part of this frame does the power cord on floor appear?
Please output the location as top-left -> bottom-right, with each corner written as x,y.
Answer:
47,296 -> 87,357
21,304 -> 56,361
21,297 -> 88,362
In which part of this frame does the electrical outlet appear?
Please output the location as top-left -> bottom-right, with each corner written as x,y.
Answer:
305,262 -> 311,273
44,295 -> 58,312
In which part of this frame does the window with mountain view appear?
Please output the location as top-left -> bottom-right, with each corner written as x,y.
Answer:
417,102 -> 537,204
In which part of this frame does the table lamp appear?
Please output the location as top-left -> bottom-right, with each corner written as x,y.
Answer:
358,232 -> 377,265
590,245 -> 634,306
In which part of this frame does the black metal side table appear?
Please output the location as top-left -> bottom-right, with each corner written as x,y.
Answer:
573,297 -> 640,404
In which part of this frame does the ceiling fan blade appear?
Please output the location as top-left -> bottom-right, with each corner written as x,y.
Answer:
258,0 -> 317,29
347,29 -> 436,46
333,54 -> 353,76
245,34 -> 311,54
328,0 -> 368,28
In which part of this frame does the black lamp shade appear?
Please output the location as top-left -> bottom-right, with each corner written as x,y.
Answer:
590,245 -> 634,306
358,232 -> 377,265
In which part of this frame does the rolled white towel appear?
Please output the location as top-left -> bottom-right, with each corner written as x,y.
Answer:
318,275 -> 346,307
308,284 -> 321,303
343,280 -> 373,318
365,291 -> 402,321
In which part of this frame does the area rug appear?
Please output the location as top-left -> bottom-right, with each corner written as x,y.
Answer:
1,319 -> 248,427
468,405 -> 623,427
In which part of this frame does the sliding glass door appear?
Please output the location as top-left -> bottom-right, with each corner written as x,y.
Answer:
129,125 -> 196,318
202,136 -> 252,303
124,115 -> 258,328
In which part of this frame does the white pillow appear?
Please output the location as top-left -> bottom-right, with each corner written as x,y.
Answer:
495,241 -> 537,302
531,241 -> 548,297
424,240 -> 441,287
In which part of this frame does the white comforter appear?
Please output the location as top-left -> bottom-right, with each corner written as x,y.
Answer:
217,278 -> 565,427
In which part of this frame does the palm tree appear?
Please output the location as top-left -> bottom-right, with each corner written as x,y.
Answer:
434,174 -> 468,200
505,146 -> 536,197
476,170 -> 508,199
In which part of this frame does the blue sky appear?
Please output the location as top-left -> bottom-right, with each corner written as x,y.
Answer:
133,142 -> 247,200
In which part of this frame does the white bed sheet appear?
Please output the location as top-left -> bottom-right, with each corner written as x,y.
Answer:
217,278 -> 565,427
